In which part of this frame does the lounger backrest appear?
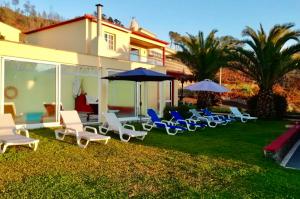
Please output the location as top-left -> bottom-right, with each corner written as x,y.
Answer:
147,109 -> 167,128
103,112 -> 122,131
190,109 -> 201,117
203,108 -> 212,116
230,107 -> 242,116
170,111 -> 186,125
0,114 -> 16,135
147,109 -> 161,123
60,111 -> 84,132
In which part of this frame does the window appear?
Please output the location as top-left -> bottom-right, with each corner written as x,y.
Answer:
104,32 -> 115,50
130,48 -> 140,62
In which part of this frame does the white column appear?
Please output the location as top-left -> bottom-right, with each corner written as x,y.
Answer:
159,81 -> 164,116
0,57 -> 3,114
56,64 -> 61,123
98,68 -> 102,122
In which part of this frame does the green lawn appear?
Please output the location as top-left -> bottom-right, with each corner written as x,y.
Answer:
0,120 -> 300,198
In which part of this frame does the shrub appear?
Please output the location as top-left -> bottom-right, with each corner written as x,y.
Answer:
163,103 -> 194,120
163,105 -> 176,120
177,103 -> 193,119
247,94 -> 287,119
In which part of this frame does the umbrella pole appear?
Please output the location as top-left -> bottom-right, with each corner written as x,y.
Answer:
139,83 -> 142,122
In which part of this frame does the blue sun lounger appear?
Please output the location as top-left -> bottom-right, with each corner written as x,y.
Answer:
202,108 -> 234,124
142,109 -> 186,135
170,110 -> 206,131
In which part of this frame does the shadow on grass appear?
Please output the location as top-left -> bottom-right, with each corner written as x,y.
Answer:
133,120 -> 290,168
29,120 -> 292,170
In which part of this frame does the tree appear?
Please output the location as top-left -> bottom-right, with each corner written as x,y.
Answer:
227,23 -> 300,118
11,0 -> 19,11
29,4 -> 36,16
176,30 -> 229,81
23,0 -> 30,16
169,31 -> 183,49
176,30 -> 229,107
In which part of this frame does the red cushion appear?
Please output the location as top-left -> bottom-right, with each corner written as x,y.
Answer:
75,94 -> 93,113
264,125 -> 300,152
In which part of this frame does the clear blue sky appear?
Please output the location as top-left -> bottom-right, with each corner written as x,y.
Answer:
7,0 -> 300,42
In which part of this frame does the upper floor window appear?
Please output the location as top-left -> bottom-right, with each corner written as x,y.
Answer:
104,32 -> 116,50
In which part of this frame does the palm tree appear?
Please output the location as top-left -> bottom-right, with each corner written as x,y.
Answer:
175,30 -> 230,107
227,23 -> 300,118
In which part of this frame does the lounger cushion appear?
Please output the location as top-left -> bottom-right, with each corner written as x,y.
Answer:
187,122 -> 207,128
78,132 -> 110,141
166,124 -> 186,130
0,135 -> 37,144
122,129 -> 147,137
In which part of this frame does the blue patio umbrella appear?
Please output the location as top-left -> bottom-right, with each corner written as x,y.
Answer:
102,67 -> 175,118
102,67 -> 174,82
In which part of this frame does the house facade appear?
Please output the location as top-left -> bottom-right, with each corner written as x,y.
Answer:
0,4 -> 191,128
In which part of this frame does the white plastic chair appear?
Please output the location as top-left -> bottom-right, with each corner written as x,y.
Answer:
229,107 -> 257,123
55,110 -> 110,148
0,114 -> 39,154
99,112 -> 147,142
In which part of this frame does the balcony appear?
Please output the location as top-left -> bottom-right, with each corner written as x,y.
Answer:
165,57 -> 191,73
130,53 -> 163,66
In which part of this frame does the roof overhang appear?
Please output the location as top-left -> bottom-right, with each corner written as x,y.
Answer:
167,70 -> 194,81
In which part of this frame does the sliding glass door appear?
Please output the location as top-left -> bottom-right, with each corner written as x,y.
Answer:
2,58 -> 100,126
61,65 -> 100,123
3,59 -> 57,124
107,70 -> 137,118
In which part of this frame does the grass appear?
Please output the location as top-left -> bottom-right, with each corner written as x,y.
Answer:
0,120 -> 300,198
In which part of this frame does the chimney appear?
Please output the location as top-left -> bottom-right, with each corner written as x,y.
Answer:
96,3 -> 103,37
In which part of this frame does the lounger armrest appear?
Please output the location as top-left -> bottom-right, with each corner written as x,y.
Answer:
17,127 -> 30,138
198,116 -> 209,123
154,121 -> 167,128
176,119 -> 188,125
229,114 -> 237,118
242,113 -> 251,117
189,115 -> 197,120
161,120 -> 174,125
123,124 -> 135,131
204,116 -> 219,121
227,114 -> 234,119
65,128 -> 79,137
186,118 -> 199,124
84,126 -> 98,134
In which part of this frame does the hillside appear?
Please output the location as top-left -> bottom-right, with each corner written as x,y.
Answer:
0,6 -> 58,33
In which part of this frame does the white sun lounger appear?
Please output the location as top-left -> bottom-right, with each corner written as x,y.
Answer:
229,107 -> 258,123
0,114 -> 39,154
55,110 -> 110,148
99,112 -> 147,142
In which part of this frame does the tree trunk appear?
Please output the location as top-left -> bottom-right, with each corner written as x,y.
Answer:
197,92 -> 212,109
256,88 -> 275,119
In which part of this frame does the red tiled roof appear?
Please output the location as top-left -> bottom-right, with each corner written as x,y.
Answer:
131,30 -> 169,45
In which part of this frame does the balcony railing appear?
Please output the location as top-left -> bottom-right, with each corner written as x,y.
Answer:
130,53 -> 163,66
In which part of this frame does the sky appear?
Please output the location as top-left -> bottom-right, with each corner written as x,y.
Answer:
4,0 -> 300,42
